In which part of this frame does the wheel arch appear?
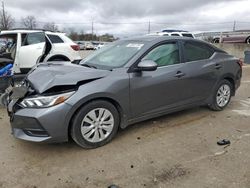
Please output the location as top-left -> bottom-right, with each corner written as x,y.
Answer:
245,36 -> 250,44
221,75 -> 236,96
213,38 -> 220,43
47,54 -> 70,61
67,97 -> 126,140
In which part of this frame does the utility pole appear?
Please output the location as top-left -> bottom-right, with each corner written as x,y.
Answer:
233,20 -> 236,32
2,1 -> 6,29
91,21 -> 94,41
148,20 -> 151,34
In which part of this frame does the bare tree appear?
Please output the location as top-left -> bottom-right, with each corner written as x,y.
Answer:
22,15 -> 36,29
43,22 -> 58,31
0,1 -> 15,30
66,27 -> 79,41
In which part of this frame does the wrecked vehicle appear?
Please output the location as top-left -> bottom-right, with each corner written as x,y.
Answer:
0,30 -> 81,74
0,30 -> 81,93
6,36 -> 242,148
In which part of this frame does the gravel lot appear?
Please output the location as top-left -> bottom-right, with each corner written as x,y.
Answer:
0,53 -> 250,187
79,50 -> 93,59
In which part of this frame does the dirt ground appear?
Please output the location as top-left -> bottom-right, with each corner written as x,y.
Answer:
0,61 -> 250,188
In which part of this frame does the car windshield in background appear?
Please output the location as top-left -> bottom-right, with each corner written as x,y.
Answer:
80,40 -> 145,70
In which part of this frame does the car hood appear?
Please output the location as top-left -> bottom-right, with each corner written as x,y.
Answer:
26,62 -> 110,94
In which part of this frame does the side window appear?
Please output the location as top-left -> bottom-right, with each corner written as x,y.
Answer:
182,33 -> 194,38
142,43 -> 180,67
184,42 -> 214,62
23,32 -> 45,46
171,34 -> 180,36
47,34 -> 64,43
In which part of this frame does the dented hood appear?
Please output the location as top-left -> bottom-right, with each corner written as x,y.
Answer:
26,62 -> 110,93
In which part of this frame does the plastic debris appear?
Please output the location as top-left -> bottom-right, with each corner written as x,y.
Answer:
108,185 -> 119,188
0,64 -> 13,77
217,139 -> 231,146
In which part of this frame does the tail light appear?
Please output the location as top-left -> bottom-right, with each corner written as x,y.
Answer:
237,58 -> 244,68
71,45 -> 80,51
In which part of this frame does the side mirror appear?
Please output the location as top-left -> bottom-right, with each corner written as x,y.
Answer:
136,60 -> 158,72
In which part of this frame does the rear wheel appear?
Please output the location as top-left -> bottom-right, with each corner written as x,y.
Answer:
246,37 -> 250,44
209,80 -> 233,111
71,100 -> 120,149
213,38 -> 220,43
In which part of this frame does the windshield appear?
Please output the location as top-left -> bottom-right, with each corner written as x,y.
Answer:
80,40 -> 145,70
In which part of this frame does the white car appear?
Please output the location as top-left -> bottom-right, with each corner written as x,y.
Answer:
147,30 -> 195,38
0,30 -> 81,74
84,42 -> 94,50
94,42 -> 105,50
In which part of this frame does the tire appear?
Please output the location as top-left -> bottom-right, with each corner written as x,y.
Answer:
209,80 -> 233,111
71,100 -> 120,149
246,37 -> 250,44
213,38 -> 220,43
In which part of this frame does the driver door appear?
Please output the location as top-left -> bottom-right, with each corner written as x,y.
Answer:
17,32 -> 46,73
129,42 -> 188,118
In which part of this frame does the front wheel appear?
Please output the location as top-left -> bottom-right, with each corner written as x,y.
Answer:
71,100 -> 120,149
209,80 -> 233,111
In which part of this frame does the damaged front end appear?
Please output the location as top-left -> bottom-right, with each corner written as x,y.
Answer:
7,62 -> 109,113
5,62 -> 110,142
7,79 -> 78,115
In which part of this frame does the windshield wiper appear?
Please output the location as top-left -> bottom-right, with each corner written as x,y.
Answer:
81,63 -> 97,69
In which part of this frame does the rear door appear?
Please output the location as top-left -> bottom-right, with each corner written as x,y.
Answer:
39,33 -> 53,62
180,40 -> 221,101
17,32 -> 45,72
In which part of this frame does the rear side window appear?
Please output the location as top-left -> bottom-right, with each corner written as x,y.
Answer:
182,33 -> 194,38
184,41 -> 214,62
171,34 -> 180,36
142,42 -> 180,67
23,32 -> 45,46
47,34 -> 64,43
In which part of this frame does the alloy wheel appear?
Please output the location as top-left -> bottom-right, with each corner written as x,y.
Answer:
80,108 -> 114,143
247,37 -> 250,44
216,84 -> 231,107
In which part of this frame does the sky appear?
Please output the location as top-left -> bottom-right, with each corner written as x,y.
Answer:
4,0 -> 250,37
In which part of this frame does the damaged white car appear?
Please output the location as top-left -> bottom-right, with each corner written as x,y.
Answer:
0,29 -> 81,74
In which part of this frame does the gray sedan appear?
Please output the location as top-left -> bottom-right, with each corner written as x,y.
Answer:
7,36 -> 242,148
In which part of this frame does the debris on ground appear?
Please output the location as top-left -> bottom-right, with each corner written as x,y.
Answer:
217,139 -> 231,146
108,184 -> 119,188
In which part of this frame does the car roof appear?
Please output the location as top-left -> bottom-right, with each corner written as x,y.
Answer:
162,29 -> 189,32
0,30 -> 65,35
121,35 -> 194,42
120,35 -> 224,52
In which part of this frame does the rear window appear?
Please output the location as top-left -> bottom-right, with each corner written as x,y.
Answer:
184,41 -> 214,62
182,33 -> 194,38
47,34 -> 64,43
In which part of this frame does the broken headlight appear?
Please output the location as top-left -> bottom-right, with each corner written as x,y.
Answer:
20,91 -> 74,108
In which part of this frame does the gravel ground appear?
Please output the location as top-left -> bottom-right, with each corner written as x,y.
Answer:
79,50 -> 93,59
0,58 -> 250,188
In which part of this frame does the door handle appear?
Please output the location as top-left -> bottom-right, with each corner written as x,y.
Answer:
175,71 -> 185,78
215,63 -> 222,70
